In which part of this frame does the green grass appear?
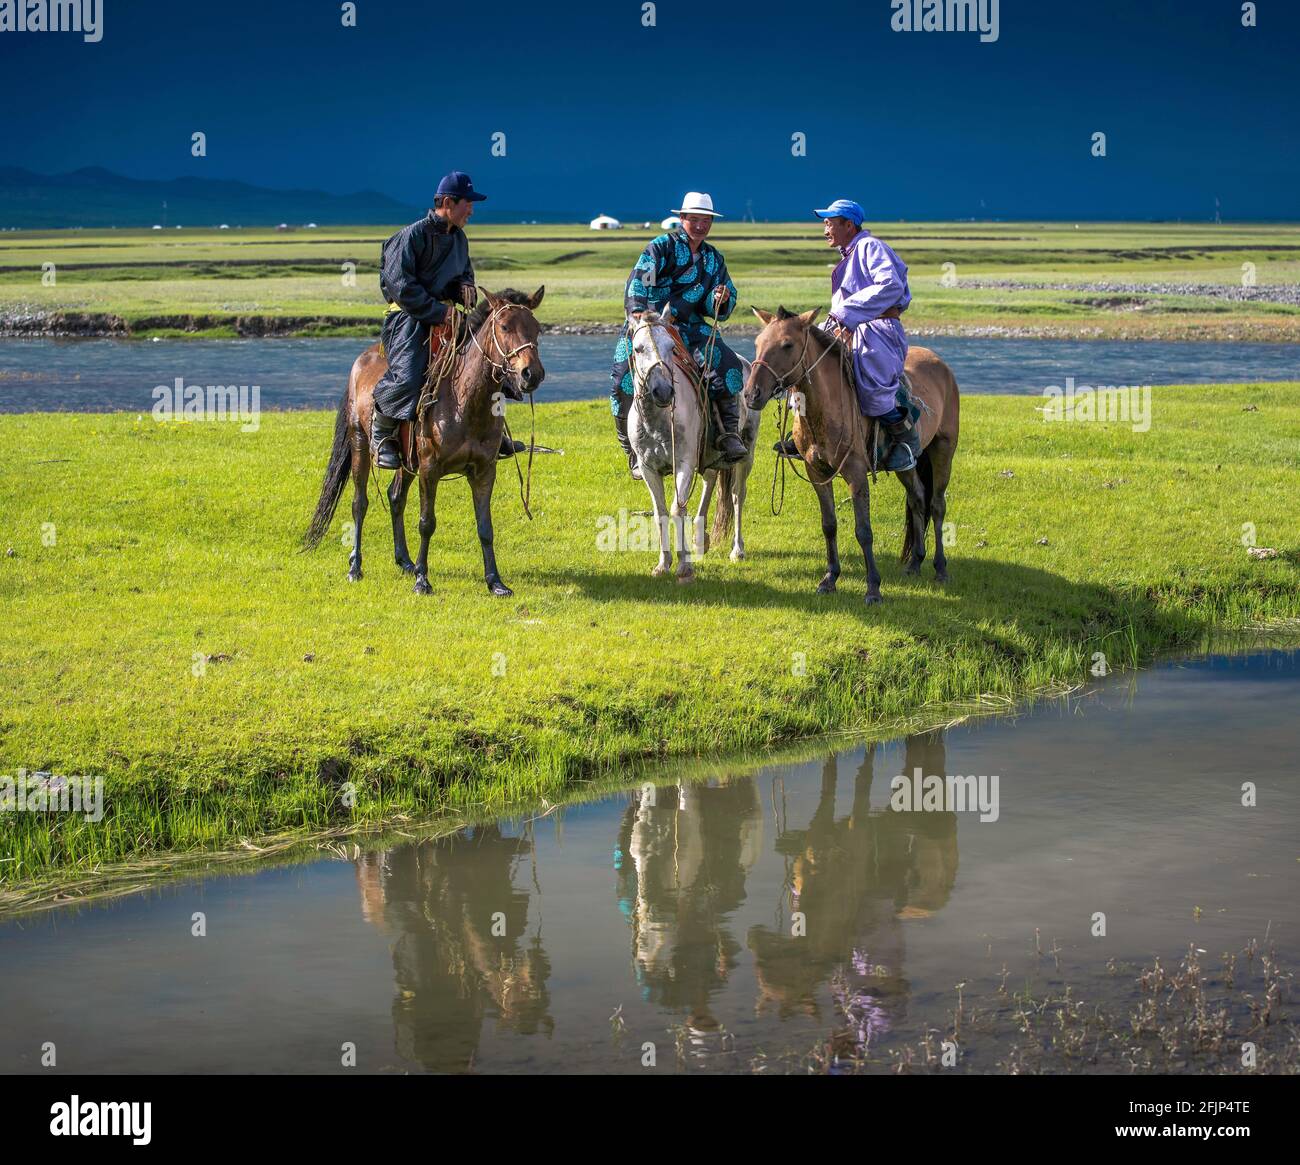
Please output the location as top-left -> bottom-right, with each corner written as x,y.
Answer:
1,383 -> 1298,890
3,221 -> 1297,339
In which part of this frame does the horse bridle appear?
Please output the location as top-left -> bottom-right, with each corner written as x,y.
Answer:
627,317 -> 674,406
749,322 -> 840,399
469,301 -> 539,382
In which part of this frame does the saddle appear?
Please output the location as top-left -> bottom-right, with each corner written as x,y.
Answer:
822,321 -> 922,469
660,322 -> 744,470
395,319 -> 456,473
867,373 -> 923,471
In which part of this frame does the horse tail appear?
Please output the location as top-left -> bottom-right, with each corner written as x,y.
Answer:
710,466 -> 735,545
901,446 -> 934,564
303,384 -> 353,550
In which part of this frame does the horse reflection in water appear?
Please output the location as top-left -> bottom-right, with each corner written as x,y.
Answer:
614,779 -> 763,1059
747,730 -> 958,1059
354,825 -> 554,1072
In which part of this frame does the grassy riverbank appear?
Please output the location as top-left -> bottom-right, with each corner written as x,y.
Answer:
1,383 -> 1298,891
2,221 -> 1298,340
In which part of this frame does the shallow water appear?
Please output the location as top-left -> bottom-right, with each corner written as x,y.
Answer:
0,334 -> 1296,413
1,650 -> 1295,1074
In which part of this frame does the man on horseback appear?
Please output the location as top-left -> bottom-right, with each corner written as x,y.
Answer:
775,199 -> 920,472
611,192 -> 749,479
370,170 -> 522,469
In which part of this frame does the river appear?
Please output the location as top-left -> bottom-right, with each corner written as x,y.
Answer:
0,335 -> 1296,412
1,648 -> 1295,1074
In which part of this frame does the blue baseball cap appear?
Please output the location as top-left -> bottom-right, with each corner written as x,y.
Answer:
436,171 -> 487,202
813,199 -> 864,226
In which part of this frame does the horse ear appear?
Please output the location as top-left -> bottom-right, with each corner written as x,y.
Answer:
477,285 -> 495,307
528,285 -> 545,310
799,307 -> 821,326
752,307 -> 774,325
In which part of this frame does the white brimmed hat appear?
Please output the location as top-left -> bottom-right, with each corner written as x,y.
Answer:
673,192 -> 722,217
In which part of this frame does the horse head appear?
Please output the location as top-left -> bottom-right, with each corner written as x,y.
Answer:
627,310 -> 676,408
744,305 -> 821,411
472,286 -> 546,401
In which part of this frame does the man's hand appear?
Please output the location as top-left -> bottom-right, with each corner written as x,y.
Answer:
826,315 -> 851,343
712,284 -> 730,312
460,283 -> 477,309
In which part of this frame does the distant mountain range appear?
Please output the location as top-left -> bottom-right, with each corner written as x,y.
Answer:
0,167 -> 424,229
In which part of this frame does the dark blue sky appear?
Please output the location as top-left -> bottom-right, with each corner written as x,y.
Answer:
2,0 -> 1296,220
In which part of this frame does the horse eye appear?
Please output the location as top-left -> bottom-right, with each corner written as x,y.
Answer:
781,341 -> 793,350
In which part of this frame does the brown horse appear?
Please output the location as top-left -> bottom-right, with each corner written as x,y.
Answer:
303,286 -> 545,597
744,307 -> 959,603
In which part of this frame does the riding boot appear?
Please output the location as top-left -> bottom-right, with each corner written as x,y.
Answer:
498,433 -> 526,460
614,410 -> 642,480
881,414 -> 921,472
772,436 -> 799,457
713,393 -> 748,463
370,409 -> 402,470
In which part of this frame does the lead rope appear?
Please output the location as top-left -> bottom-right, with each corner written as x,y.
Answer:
470,301 -> 540,520
764,324 -> 860,514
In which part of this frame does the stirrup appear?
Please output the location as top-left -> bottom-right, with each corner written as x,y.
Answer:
372,438 -> 402,470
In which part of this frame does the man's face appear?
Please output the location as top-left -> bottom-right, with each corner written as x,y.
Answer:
822,216 -> 857,249
679,213 -> 713,246
440,197 -> 474,228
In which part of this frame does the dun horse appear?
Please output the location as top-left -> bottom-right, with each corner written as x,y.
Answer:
303,287 -> 545,597
625,310 -> 758,581
744,307 -> 959,603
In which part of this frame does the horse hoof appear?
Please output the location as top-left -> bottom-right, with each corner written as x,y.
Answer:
488,581 -> 513,597
865,591 -> 883,605
676,572 -> 695,586
347,570 -> 362,583
414,577 -> 432,595
816,577 -> 837,594
903,564 -> 920,577
729,549 -> 746,562
395,558 -> 416,575
651,565 -> 670,578
935,569 -> 949,584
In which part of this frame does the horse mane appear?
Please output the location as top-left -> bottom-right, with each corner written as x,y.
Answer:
467,288 -> 533,333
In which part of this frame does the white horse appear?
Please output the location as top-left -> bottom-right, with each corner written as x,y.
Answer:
625,312 -> 758,582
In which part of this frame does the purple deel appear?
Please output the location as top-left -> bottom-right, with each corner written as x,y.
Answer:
822,229 -> 911,416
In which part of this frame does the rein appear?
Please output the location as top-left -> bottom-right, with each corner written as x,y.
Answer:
377,300 -> 540,520
469,301 -> 540,521
628,317 -> 709,518
756,324 -> 864,515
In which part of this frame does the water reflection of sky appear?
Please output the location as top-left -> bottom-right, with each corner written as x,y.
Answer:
0,650 -> 1296,1074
